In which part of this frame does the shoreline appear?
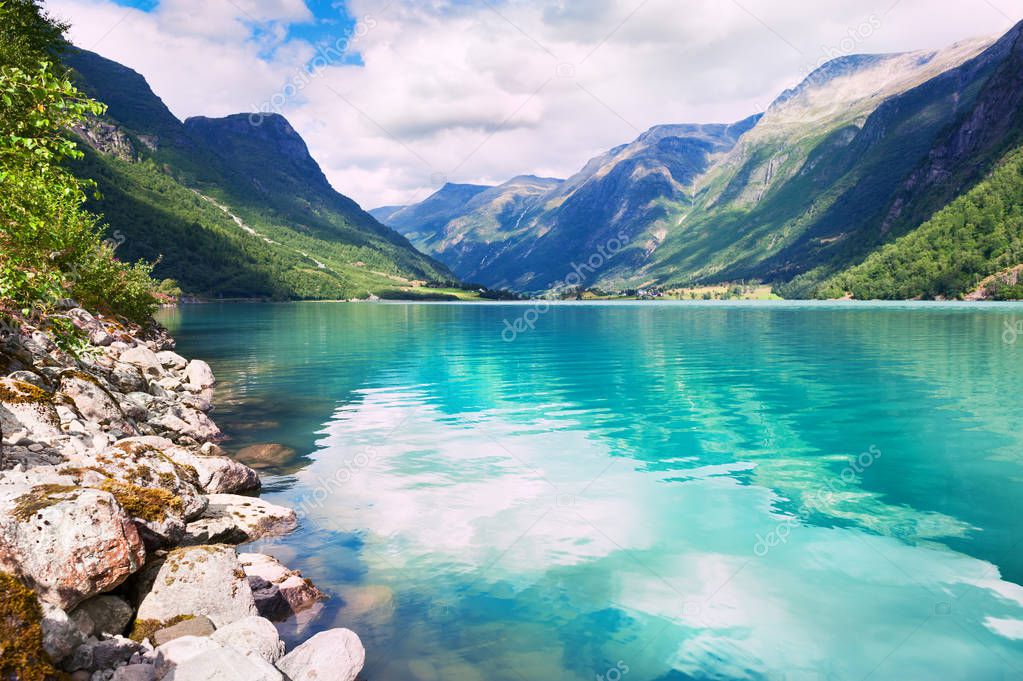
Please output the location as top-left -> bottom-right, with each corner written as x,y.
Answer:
0,307 -> 364,680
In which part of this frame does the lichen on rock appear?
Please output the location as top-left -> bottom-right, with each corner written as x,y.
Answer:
0,572 -> 65,681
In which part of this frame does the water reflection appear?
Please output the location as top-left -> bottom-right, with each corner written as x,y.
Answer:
161,302 -> 1023,680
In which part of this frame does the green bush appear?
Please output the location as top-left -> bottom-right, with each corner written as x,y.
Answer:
0,0 -> 157,329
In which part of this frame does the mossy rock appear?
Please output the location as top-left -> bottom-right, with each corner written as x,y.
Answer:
0,573 -> 66,680
128,614 -> 194,643
0,379 -> 53,405
13,485 -> 81,522
98,480 -> 183,522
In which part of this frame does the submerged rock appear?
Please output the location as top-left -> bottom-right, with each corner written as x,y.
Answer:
232,443 -> 297,470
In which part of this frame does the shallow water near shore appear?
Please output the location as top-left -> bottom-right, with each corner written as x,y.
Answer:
159,301 -> 1023,681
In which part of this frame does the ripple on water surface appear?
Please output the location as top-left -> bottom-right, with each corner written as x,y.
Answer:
161,302 -> 1023,681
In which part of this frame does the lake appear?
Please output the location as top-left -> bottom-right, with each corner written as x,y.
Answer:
159,301 -> 1023,681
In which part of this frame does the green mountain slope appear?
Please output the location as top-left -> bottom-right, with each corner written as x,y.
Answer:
817,143 -> 1023,299
64,48 -> 454,300
644,33 -> 1008,291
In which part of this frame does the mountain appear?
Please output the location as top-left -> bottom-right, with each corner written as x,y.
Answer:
369,182 -> 492,249
376,119 -> 759,291
645,31 -> 1010,294
380,175 -> 562,284
378,23 -> 1023,300
65,48 -> 454,300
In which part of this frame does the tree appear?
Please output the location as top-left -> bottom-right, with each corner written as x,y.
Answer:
0,0 -> 157,333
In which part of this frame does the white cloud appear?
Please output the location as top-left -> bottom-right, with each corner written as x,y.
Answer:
44,0 -> 1022,208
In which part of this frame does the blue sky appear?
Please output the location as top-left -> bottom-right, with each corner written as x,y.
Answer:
108,0 -> 363,64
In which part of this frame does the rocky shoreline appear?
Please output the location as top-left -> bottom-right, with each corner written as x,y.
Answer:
0,307 -> 365,680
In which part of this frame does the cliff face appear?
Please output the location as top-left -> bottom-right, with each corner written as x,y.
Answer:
0,310 -> 362,679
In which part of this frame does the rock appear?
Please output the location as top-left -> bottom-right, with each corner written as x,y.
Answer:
162,446 -> 259,494
240,553 -> 325,621
183,360 -> 215,389
67,307 -> 98,328
0,474 -> 146,609
40,601 -> 84,664
113,435 -> 257,495
156,351 -> 188,371
153,404 -> 223,444
153,635 -> 221,678
183,494 -> 297,545
91,635 -> 141,669
248,579 -> 290,622
0,377 -> 64,443
124,392 -> 155,411
198,457 -> 259,493
70,595 -> 134,638
232,444 -> 297,470
58,440 -> 208,546
275,628 -> 365,681
199,442 -> 226,457
58,373 -> 135,435
120,346 -> 164,379
152,616 -> 215,646
90,329 -> 113,346
109,363 -> 148,394
135,545 -> 256,628
65,635 -> 140,673
7,370 -> 51,391
157,376 -> 182,392
162,643 -> 283,681
179,394 -> 212,413
111,664 -> 156,681
210,616 -> 284,664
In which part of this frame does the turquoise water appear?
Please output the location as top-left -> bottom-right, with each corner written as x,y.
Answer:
160,302 -> 1023,681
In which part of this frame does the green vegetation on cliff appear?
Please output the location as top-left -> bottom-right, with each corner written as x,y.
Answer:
0,0 -> 156,326
63,49 -> 456,300
815,145 -> 1023,299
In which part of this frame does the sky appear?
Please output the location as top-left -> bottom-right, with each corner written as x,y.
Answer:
43,0 -> 1023,209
